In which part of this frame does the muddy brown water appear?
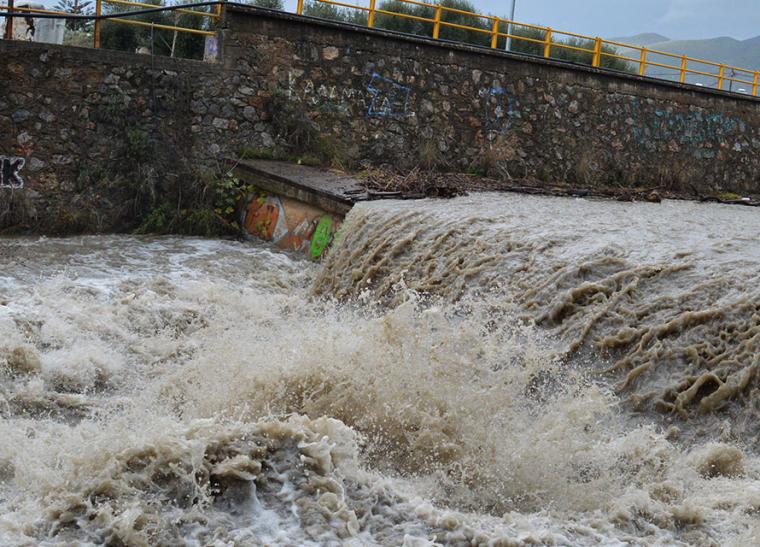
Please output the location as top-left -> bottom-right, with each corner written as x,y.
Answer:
1,194 -> 759,545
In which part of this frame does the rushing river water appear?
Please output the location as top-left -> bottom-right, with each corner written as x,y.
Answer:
1,193 -> 759,546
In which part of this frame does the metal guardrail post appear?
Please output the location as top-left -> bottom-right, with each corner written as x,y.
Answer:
679,55 -> 687,83
3,0 -> 13,40
639,48 -> 647,76
753,71 -> 759,96
489,16 -> 498,49
94,0 -> 102,48
543,28 -> 552,58
432,5 -> 441,39
367,0 -> 375,28
592,36 -> 602,67
296,0 -> 303,15
717,65 -> 725,90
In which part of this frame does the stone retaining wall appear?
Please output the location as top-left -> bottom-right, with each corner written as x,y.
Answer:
2,5 -> 760,233
0,42 -> 221,232
219,5 -> 760,192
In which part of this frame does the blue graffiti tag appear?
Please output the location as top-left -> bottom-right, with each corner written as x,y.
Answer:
482,86 -> 515,139
366,73 -> 410,118
628,99 -> 746,148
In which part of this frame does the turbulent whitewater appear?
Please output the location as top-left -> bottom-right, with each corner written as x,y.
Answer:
1,193 -> 759,546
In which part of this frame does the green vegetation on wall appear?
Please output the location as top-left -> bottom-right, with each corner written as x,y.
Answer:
136,170 -> 252,236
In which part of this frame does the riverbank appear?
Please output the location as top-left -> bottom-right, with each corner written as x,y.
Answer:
3,159 -> 758,238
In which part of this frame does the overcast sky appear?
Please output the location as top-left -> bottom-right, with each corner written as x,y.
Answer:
492,0 -> 760,41
280,0 -> 759,41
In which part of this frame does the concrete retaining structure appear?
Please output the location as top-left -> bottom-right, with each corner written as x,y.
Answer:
233,160 -> 368,258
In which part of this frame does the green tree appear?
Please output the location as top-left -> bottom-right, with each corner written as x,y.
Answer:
503,25 -> 546,56
167,10 -> 208,59
552,37 -> 631,72
100,0 -> 216,59
54,0 -> 93,32
372,0 -> 493,46
437,0 -> 490,46
100,16 -> 139,53
504,25 -> 632,72
303,0 -> 367,24
374,0 -> 433,36
248,0 -> 284,9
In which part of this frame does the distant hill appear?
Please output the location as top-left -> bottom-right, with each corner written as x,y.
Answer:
609,33 -> 760,91
612,33 -> 670,47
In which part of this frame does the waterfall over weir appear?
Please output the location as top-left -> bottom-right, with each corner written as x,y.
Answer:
1,193 -> 759,545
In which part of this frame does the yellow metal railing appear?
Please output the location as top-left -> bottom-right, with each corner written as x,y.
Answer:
297,0 -> 760,97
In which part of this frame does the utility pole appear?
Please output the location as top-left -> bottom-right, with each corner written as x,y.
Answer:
505,0 -> 516,51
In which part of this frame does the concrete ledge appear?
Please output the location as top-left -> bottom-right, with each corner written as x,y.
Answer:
231,160 -> 367,216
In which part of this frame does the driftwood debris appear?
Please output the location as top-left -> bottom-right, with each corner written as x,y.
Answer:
357,166 -> 759,206
360,167 -> 666,202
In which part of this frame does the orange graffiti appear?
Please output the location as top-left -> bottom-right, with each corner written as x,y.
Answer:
244,198 -> 280,240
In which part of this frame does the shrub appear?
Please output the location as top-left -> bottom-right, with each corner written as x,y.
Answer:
100,0 -> 213,59
504,25 -> 546,56
375,0 -> 433,36
303,0 -> 367,24
505,25 -> 633,72
437,0 -> 490,47
251,0 -> 283,9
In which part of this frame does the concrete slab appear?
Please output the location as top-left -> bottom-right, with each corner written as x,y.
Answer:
231,159 -> 369,216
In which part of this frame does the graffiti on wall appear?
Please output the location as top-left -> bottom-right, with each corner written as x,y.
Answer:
471,87 -> 749,156
0,156 -> 25,188
287,70 -> 361,114
286,70 -> 413,118
479,86 -> 515,142
626,99 -> 748,151
244,194 -> 289,242
367,73 -> 410,118
243,192 -> 342,259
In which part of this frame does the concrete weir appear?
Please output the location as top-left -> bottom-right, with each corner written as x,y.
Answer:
232,160 -> 369,258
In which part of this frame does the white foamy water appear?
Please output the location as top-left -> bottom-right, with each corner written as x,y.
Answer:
1,194 -> 759,546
